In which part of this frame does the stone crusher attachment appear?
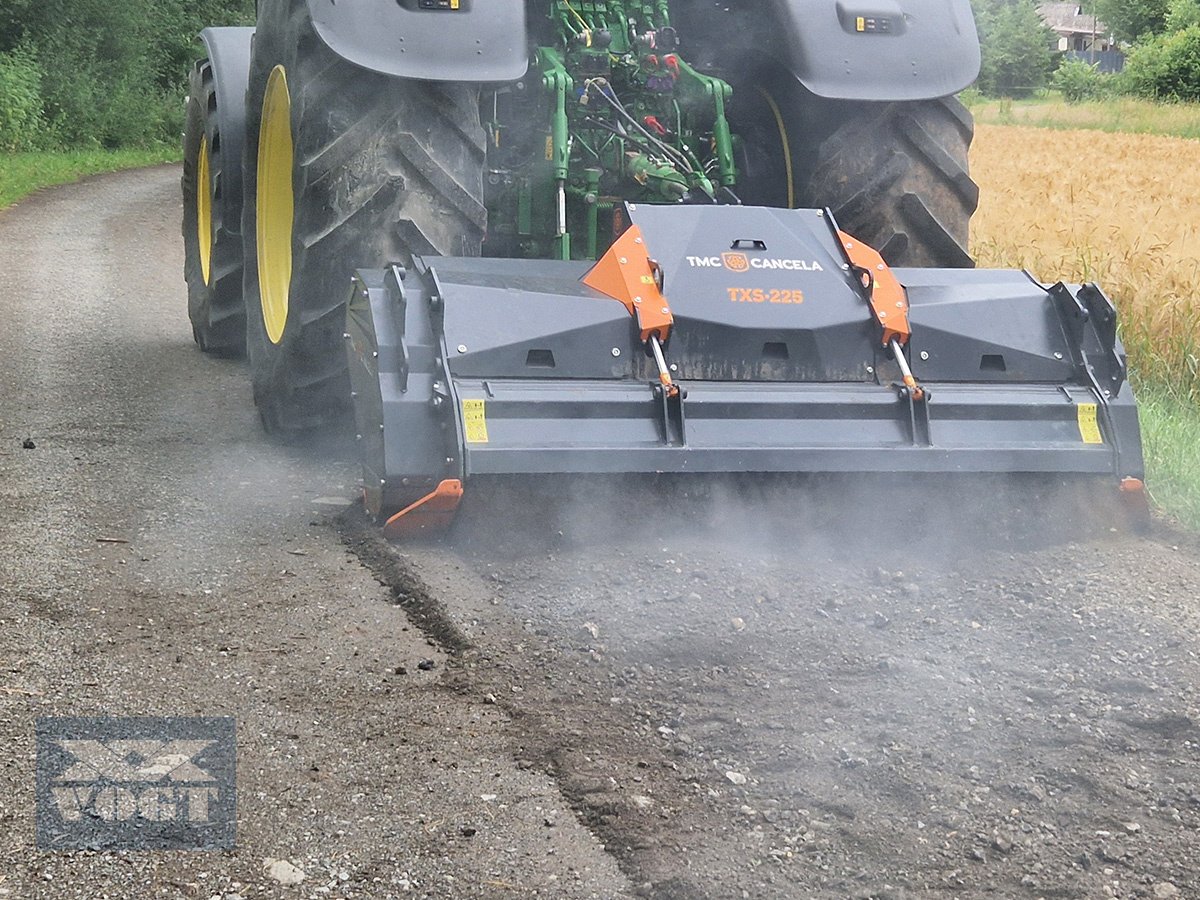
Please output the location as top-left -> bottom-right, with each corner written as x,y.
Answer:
345,203 -> 1144,538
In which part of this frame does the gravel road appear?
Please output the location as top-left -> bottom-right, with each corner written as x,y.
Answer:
2,167 -> 1200,900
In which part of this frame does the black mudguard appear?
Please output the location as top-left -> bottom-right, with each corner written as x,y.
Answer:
304,0 -> 528,82
770,0 -> 980,101
198,27 -> 254,234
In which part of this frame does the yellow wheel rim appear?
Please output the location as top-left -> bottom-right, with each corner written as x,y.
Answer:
197,134 -> 213,285
257,65 -> 294,345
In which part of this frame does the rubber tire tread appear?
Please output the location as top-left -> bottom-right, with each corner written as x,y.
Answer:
182,60 -> 246,356
241,0 -> 486,435
803,97 -> 979,268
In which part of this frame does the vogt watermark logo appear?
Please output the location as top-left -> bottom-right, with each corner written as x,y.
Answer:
36,717 -> 235,850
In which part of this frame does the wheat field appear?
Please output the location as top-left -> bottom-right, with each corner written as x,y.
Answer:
971,123 -> 1200,396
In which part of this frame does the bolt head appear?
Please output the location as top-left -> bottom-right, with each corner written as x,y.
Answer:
1054,352 -> 1064,360
920,351 -> 930,361
457,344 -> 468,353
866,366 -> 875,374
619,257 -> 628,265
611,348 -> 621,357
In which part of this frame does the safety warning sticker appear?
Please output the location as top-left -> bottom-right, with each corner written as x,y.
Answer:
1077,403 -> 1103,444
463,399 -> 489,444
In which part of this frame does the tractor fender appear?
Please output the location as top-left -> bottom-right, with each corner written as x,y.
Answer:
771,0 -> 980,101
304,0 -> 528,82
198,27 -> 254,235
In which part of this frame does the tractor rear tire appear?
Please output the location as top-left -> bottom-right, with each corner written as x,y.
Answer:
182,58 -> 246,356
241,0 -> 487,435
803,97 -> 979,268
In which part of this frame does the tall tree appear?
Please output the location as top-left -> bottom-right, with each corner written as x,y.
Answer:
1167,0 -> 1200,32
1092,0 -> 1170,42
973,0 -> 1056,97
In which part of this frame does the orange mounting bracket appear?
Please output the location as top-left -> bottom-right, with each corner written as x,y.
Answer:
581,224 -> 674,343
1119,476 -> 1150,526
383,479 -> 464,540
838,231 -> 911,347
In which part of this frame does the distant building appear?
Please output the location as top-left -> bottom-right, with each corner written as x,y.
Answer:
1036,2 -> 1125,72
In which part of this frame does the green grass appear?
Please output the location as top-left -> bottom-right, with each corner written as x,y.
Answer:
1136,381 -> 1200,530
968,92 -> 1200,140
0,146 -> 181,211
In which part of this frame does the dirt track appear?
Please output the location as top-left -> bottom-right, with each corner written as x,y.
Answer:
2,167 -> 1200,899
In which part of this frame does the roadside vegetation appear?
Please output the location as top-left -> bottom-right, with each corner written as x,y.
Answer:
0,148 -> 180,210
0,0 -> 253,209
968,92 -> 1200,138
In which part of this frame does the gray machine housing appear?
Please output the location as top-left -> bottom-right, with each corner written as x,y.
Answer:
304,0 -> 980,100
346,204 -> 1143,507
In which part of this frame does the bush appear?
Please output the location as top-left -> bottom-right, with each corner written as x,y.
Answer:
1124,25 -> 1200,100
0,0 -> 254,150
0,42 -> 43,150
1053,57 -> 1112,103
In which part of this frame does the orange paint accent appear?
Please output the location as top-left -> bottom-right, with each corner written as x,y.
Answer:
1119,477 -> 1145,494
383,479 -> 464,540
1118,477 -> 1151,528
581,224 -> 674,342
838,231 -> 911,347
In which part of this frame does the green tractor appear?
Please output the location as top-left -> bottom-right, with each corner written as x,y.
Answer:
183,2 -> 1144,536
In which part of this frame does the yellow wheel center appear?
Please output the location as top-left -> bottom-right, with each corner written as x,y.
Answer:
257,65 -> 294,345
197,134 -> 213,285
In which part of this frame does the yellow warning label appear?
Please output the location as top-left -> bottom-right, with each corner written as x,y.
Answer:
545,135 -> 555,161
856,16 -> 866,31
1077,403 -> 1103,444
463,399 -> 489,444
